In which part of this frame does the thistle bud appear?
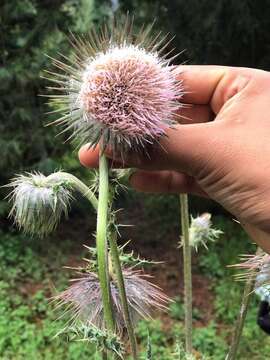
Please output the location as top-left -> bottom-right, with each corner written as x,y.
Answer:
7,172 -> 72,236
187,213 -> 223,251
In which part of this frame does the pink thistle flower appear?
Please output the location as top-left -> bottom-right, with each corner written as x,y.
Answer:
54,268 -> 170,336
45,17 -> 183,153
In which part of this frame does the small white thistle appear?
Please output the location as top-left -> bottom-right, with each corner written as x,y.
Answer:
182,213 -> 222,251
7,172 -> 73,236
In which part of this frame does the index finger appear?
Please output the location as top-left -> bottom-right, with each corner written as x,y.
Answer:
177,65 -> 258,115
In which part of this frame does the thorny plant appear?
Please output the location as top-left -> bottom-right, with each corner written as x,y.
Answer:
53,246 -> 169,336
6,14 -> 231,360
6,15 -> 183,359
56,323 -> 124,359
78,243 -> 161,274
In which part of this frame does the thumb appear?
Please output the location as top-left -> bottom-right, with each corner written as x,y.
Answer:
106,122 -> 216,175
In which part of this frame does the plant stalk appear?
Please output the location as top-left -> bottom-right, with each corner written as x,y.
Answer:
64,167 -> 137,358
109,229 -> 138,359
226,247 -> 262,360
96,151 -> 115,332
47,172 -> 98,210
179,193 -> 192,354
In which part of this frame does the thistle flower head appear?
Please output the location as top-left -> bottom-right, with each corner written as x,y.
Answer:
54,268 -> 169,336
231,252 -> 270,282
184,213 -> 222,251
7,172 -> 72,236
232,252 -> 270,301
46,17 -> 183,153
232,253 -> 270,272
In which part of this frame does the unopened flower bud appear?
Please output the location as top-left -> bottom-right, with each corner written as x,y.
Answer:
7,172 -> 72,236
188,213 -> 222,251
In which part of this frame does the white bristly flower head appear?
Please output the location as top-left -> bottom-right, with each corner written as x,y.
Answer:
7,172 -> 73,236
45,16 -> 184,153
186,213 -> 223,251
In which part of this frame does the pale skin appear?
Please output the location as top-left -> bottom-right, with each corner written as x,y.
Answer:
78,65 -> 270,254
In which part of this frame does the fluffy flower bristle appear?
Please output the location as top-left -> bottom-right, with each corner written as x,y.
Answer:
231,253 -> 270,282
233,252 -> 270,301
46,17 -> 183,152
7,172 -> 72,236
255,260 -> 270,301
78,45 -> 179,146
54,268 -> 169,335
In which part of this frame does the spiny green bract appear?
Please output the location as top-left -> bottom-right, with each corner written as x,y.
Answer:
56,323 -> 124,358
82,243 -> 160,273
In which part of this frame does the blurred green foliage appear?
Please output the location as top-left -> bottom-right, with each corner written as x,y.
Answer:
0,230 -> 97,359
120,0 -> 270,68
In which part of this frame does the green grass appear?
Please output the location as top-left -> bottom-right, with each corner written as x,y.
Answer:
1,216 -> 270,359
0,230 -> 97,359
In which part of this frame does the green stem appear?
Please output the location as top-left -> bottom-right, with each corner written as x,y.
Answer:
96,152 -> 115,331
50,169 -> 130,359
56,169 -> 136,357
226,247 -> 262,360
109,230 -> 138,359
47,172 -> 98,210
180,194 -> 192,354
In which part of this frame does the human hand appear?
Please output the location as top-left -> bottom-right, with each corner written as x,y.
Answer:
79,65 -> 270,251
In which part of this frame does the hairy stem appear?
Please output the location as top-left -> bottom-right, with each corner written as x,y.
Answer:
61,168 -> 136,358
109,230 -> 138,359
180,194 -> 192,354
47,172 -> 98,210
96,152 -> 115,332
226,247 -> 262,360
